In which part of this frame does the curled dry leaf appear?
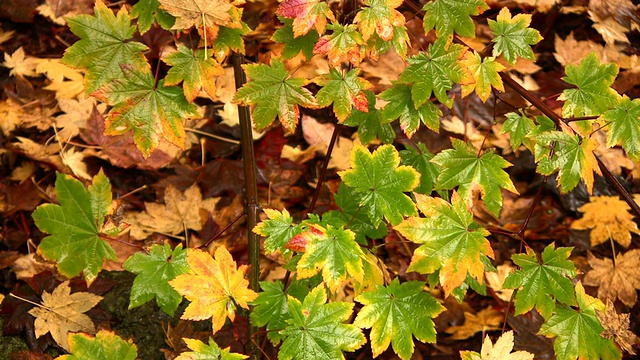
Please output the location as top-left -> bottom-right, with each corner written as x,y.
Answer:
583,249 -> 640,307
597,299 -> 639,354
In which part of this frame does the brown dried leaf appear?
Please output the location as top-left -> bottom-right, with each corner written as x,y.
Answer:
583,250 -> 640,307
597,299 -> 639,355
445,307 -> 503,340
28,281 -> 102,350
571,195 -> 640,248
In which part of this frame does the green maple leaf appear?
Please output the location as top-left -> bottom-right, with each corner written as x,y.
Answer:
432,139 -> 518,217
380,82 -> 441,137
354,0 -> 405,41
61,0 -> 148,94
531,130 -> 600,193
234,58 -> 318,133
400,143 -> 440,195
538,282 -> 621,360
122,243 -> 189,316
339,144 -> 419,226
250,281 -> 291,344
603,96 -> 640,161
343,90 -> 395,144
502,243 -> 577,320
394,192 -> 494,296
366,25 -> 410,59
131,0 -> 174,34
315,68 -> 372,122
488,7 -> 542,65
162,44 -> 224,102
398,37 -> 466,107
32,171 -> 116,285
296,225 -> 365,292
59,330 -> 137,360
253,208 -> 303,253
279,286 -> 366,360
460,52 -> 505,102
176,338 -> 247,360
212,23 -> 251,61
501,111 -> 535,151
273,18 -> 319,60
93,65 -> 197,157
354,278 -> 445,359
313,23 -> 365,68
559,52 -> 619,119
422,0 -> 488,38
322,184 -> 388,244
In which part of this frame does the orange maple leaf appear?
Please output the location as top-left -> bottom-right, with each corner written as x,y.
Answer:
169,246 -> 258,333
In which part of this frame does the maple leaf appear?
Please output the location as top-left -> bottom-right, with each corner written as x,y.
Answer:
276,0 -> 336,37
538,282 -> 621,360
559,52 -> 620,119
400,143 -> 440,194
279,286 -> 366,360
122,243 -> 190,316
398,37 -> 467,108
158,0 -> 243,42
28,281 -> 102,351
343,90 -> 395,144
583,249 -> 640,308
501,111 -> 535,152
445,306 -> 503,340
234,57 -> 318,132
2,47 -> 39,77
395,192 -> 494,295
126,184 -> 218,240
488,7 -> 542,65
597,299 -> 639,355
461,52 -> 505,102
602,95 -> 640,161
32,171 -> 117,285
366,26 -> 410,59
422,0 -> 488,38
58,330 -> 138,360
92,64 -> 198,157
571,195 -> 640,248
250,281 -> 292,344
273,18 -> 319,60
162,44 -> 224,102
314,68 -> 372,122
253,208 -> 304,253
296,224 -> 365,292
431,139 -> 518,218
502,244 -> 577,320
313,23 -> 365,68
175,337 -> 247,360
131,0 -> 175,34
169,247 -> 259,333
354,0 -> 405,41
353,278 -> 444,359
212,23 -> 251,61
61,0 -> 148,94
339,144 -> 419,226
380,82 -> 441,137
460,331 -> 534,360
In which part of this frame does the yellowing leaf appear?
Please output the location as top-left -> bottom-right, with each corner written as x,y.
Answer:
169,247 -> 258,333
28,281 -> 102,350
162,44 -> 224,102
461,52 -> 505,102
58,330 -> 138,360
583,249 -> 640,308
276,0 -> 336,37
571,195 -> 640,248
460,331 -> 534,360
158,0 -> 243,40
445,306 -> 503,340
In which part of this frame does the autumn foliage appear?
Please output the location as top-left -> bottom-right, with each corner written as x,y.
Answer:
2,0 -> 640,359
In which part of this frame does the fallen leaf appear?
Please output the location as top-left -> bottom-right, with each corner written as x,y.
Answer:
597,299 -> 639,355
571,195 -> 640,248
460,330 -> 534,360
486,263 -> 515,302
11,254 -> 56,280
301,115 -> 354,170
28,281 -> 102,350
159,0 -> 243,42
126,184 -> 219,240
583,250 -> 640,307
55,98 -> 103,140
445,306 -> 503,340
0,27 -> 14,45
2,47 -> 39,77
37,59 -> 85,99
514,0 -> 561,13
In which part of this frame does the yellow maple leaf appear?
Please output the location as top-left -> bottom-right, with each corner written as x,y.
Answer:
445,306 -> 503,340
28,281 -> 102,351
460,331 -> 534,360
2,47 -> 39,77
169,247 -> 258,333
571,195 -> 640,247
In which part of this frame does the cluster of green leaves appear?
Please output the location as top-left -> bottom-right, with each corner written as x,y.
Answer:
26,0 -> 640,358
